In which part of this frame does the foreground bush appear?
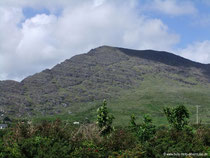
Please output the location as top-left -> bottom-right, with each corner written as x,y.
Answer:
96,100 -> 114,136
130,114 -> 156,143
0,121 -> 142,157
0,119 -> 76,158
164,105 -> 189,131
0,104 -> 209,157
139,125 -> 210,158
0,120 -> 209,157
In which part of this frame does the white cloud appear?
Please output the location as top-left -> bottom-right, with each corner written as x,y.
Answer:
122,18 -> 179,50
144,0 -> 197,16
178,41 -> 210,64
0,7 -> 24,80
0,7 -> 22,54
0,0 -> 180,81
17,14 -> 58,62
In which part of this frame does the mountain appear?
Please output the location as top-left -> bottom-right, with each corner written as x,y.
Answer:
0,46 -> 210,124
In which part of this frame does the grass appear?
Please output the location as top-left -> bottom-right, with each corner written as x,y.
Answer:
29,74 -> 210,127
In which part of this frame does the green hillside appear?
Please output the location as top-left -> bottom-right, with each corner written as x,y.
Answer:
0,46 -> 210,126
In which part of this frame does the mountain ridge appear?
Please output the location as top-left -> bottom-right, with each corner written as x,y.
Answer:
1,45 -> 210,83
0,46 -> 210,119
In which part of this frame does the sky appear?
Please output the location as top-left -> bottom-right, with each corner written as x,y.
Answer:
1,0 -> 210,81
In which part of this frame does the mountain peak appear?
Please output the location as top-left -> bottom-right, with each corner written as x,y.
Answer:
88,45 -> 116,54
89,46 -> 209,70
0,46 -> 210,117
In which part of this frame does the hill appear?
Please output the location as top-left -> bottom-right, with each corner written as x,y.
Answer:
0,46 -> 210,125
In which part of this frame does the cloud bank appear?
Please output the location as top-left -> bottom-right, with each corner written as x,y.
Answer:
178,41 -> 210,64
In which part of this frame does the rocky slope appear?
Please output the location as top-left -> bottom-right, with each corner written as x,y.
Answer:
0,46 -> 210,117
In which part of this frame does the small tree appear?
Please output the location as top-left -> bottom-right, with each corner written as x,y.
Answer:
130,114 -> 156,142
164,105 -> 189,131
96,100 -> 114,135
138,115 -> 156,142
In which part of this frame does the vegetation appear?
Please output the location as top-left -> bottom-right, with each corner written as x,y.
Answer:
164,105 -> 189,130
0,103 -> 209,157
131,114 -> 156,143
96,99 -> 114,135
0,46 -> 209,157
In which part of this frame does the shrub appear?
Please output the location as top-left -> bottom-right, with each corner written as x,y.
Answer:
164,105 -> 189,130
196,126 -> 210,146
108,144 -> 144,157
0,110 -> 209,157
142,127 -> 207,157
130,114 -> 156,143
96,100 -> 114,135
1,119 -> 76,158
103,128 -> 137,151
19,136 -> 73,158
72,123 -> 102,144
70,140 -> 103,158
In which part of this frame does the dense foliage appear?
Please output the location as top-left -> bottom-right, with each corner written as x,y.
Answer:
130,114 -> 156,143
0,104 -> 209,157
164,105 -> 189,130
96,99 -> 114,135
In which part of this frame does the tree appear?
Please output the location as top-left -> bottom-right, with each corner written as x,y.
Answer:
130,114 -> 156,142
96,100 -> 114,135
138,115 -> 156,142
164,105 -> 189,130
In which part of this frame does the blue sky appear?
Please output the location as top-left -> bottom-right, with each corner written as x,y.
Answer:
23,7 -> 50,19
141,0 -> 210,48
0,0 -> 210,81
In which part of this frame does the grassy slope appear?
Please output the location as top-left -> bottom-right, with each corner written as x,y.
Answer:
32,73 -> 210,127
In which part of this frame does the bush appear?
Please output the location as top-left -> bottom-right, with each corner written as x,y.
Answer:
197,126 -> 210,146
96,100 -> 114,136
103,128 -> 137,151
70,140 -> 103,158
19,136 -> 73,158
108,144 -> 144,157
142,128 -> 207,157
0,109 -> 209,157
130,114 -> 156,143
164,105 -> 189,130
1,119 -> 76,158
